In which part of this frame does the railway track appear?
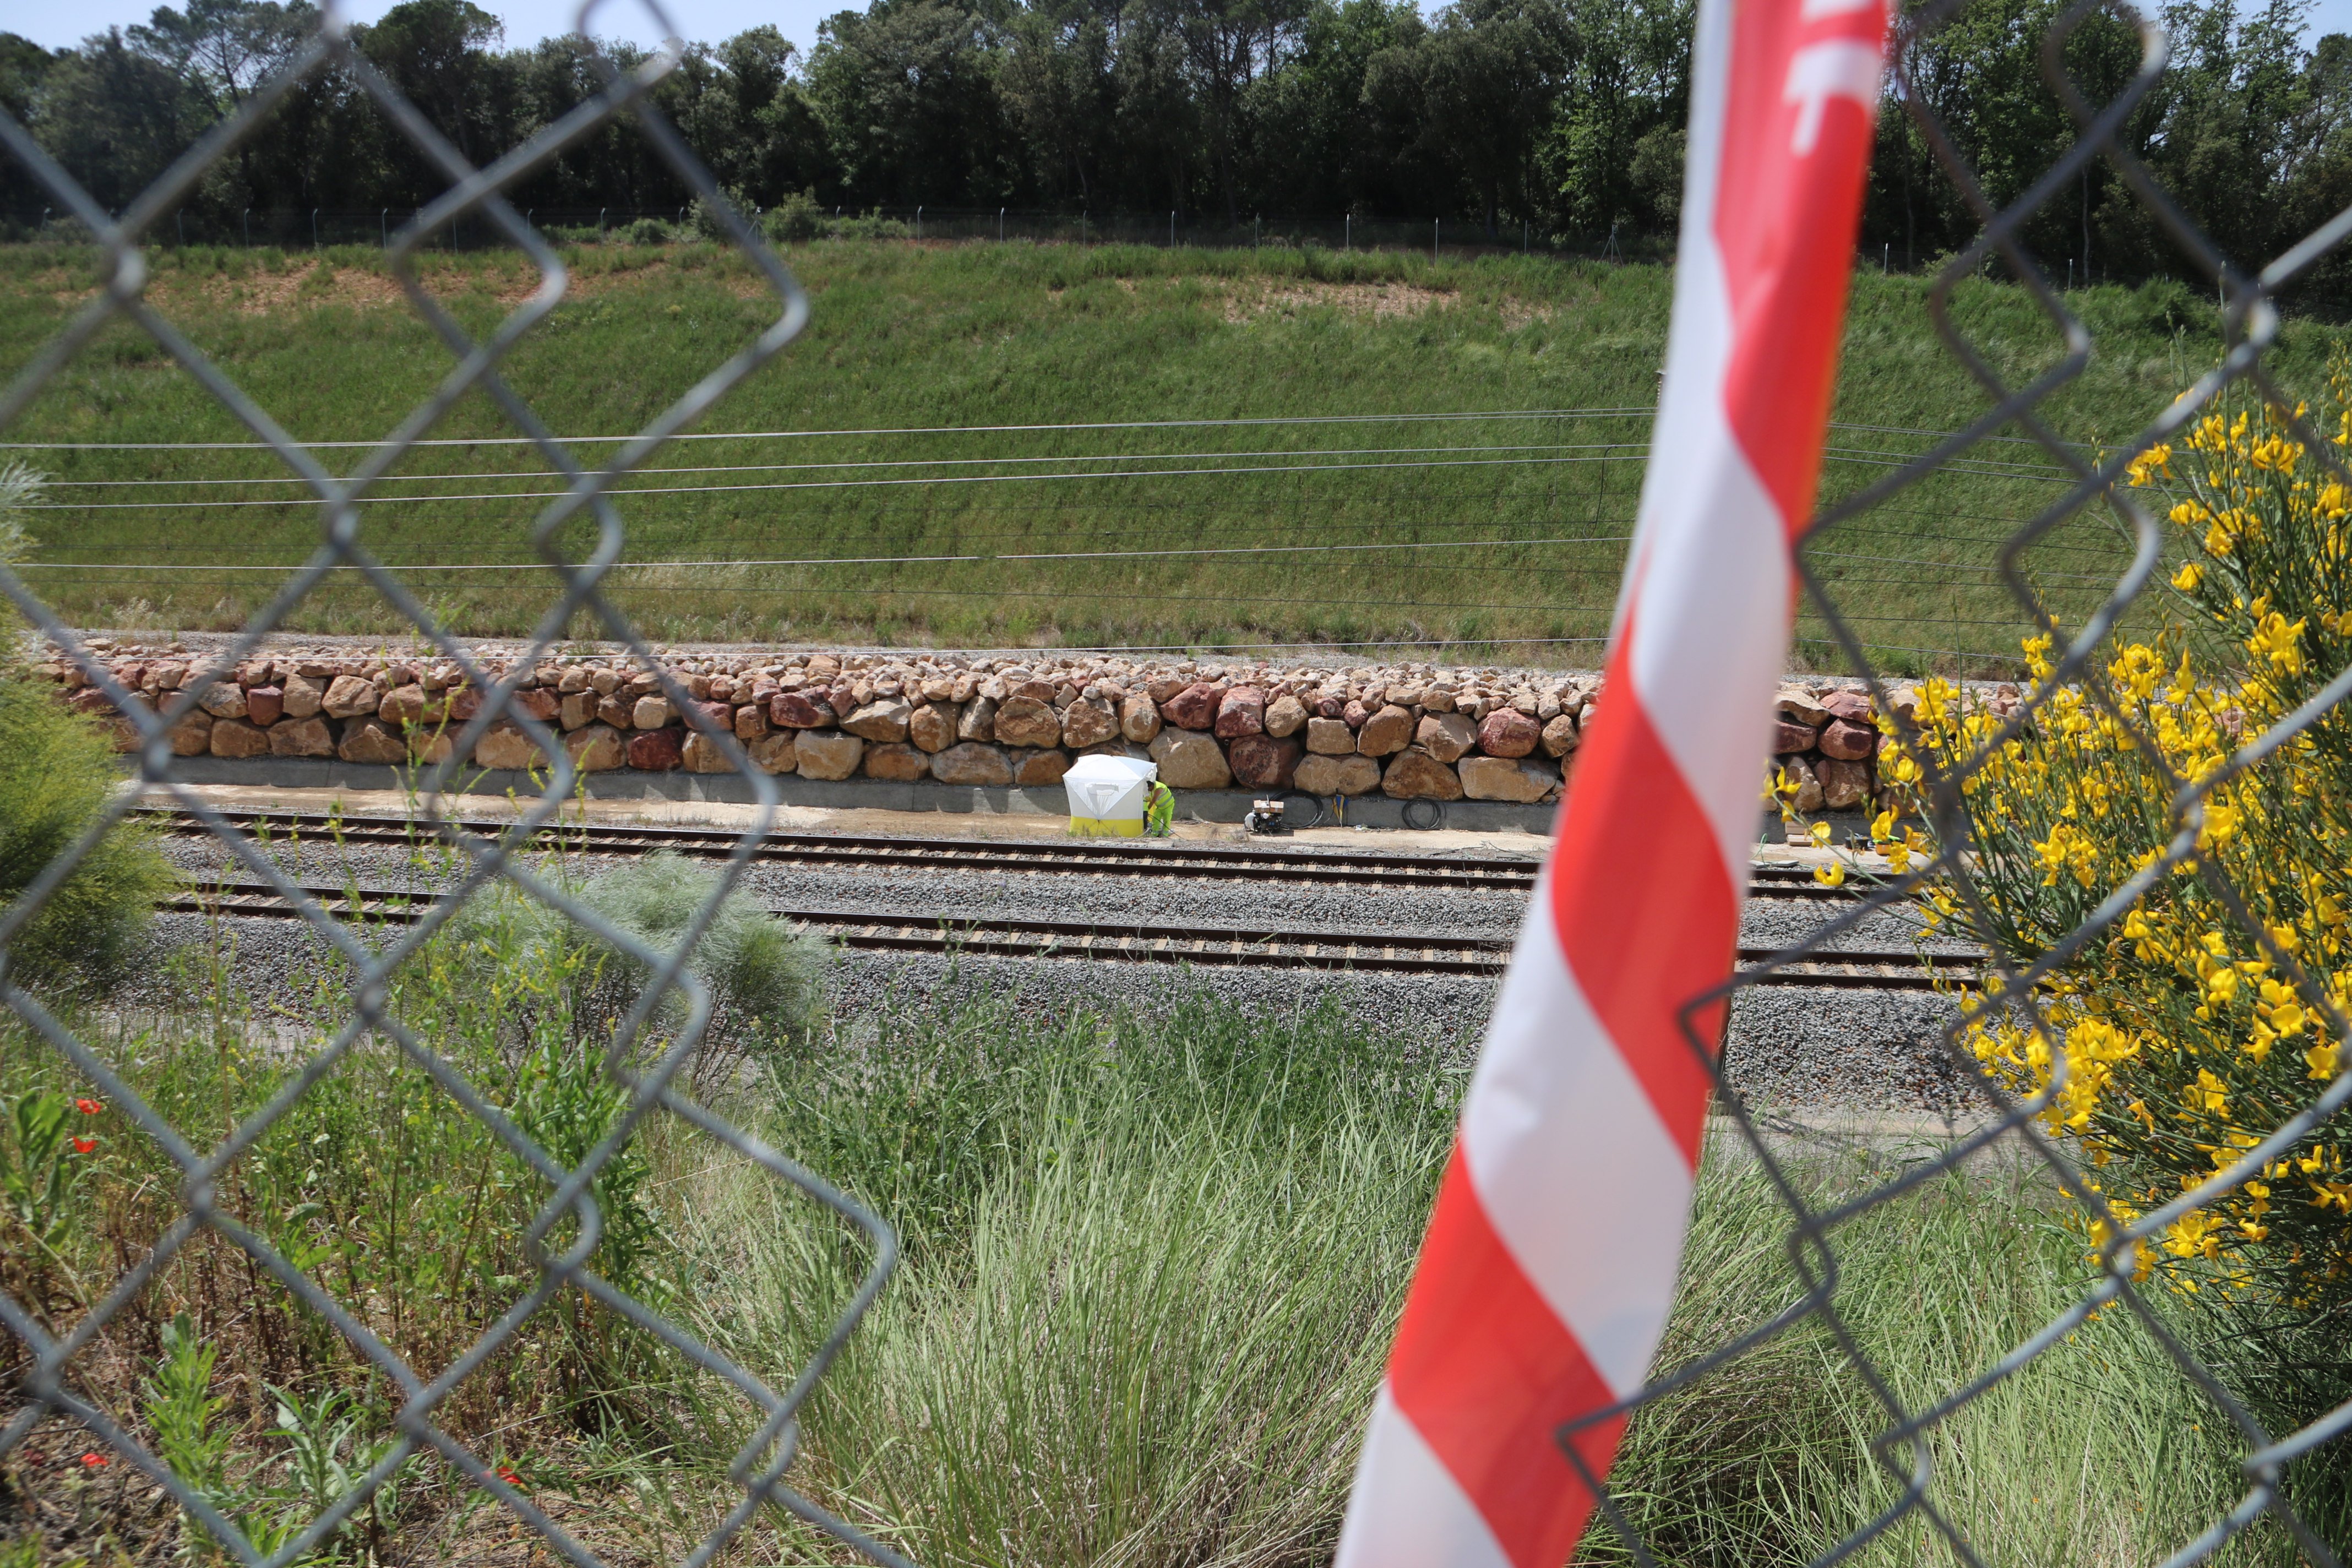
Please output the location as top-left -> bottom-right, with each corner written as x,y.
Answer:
167,879 -> 1972,990
145,808 -> 1860,899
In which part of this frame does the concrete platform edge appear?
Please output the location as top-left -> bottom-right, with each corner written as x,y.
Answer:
146,756 -> 1564,834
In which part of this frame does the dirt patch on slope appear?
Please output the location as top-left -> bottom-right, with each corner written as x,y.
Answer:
1220,279 -> 1453,322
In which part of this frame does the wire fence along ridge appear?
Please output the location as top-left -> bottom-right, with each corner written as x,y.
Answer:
0,6 -> 912,1566
2,0 -> 2350,1562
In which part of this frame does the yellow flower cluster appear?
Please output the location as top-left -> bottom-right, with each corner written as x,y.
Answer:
1890,375 -> 2352,1312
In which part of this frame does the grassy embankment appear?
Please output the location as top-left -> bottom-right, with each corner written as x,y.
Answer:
1,238 -> 2336,673
2,970 -> 2285,1565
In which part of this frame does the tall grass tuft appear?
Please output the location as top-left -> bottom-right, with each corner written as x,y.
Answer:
665,997 -> 2275,1567
1603,1146 -> 2269,1566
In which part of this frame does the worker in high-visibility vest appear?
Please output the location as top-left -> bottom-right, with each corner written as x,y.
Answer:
1144,780 -> 1175,837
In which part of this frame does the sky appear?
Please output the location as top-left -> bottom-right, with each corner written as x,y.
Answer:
4,0 -> 844,58
7,0 -> 2352,66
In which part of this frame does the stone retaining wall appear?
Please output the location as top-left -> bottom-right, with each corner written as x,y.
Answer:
41,639 -> 2019,808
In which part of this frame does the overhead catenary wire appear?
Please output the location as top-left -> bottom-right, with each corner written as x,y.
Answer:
12,538 -> 2141,584
0,407 -> 2104,453
22,442 -> 2076,510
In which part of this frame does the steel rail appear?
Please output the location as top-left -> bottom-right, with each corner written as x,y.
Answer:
167,878 -> 1968,988
147,808 -> 1871,897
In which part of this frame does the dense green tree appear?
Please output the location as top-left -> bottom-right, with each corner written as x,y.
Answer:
8,0 -> 2352,300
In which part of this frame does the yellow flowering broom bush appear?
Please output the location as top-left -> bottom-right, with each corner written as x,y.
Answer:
1880,376 -> 2352,1463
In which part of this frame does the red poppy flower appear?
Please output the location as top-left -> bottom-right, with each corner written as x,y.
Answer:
70,1137 -> 96,1155
496,1465 -> 524,1487
79,1451 -> 107,1468
74,1098 -> 101,1115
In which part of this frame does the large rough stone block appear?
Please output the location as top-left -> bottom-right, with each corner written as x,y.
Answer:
1120,695 -> 1162,744
771,690 -> 836,729
907,701 -> 959,753
794,730 -> 865,780
377,684 -> 434,727
1477,709 -> 1541,759
1264,693 -> 1308,738
564,724 -> 627,772
339,717 -> 407,765
1821,689 -> 1873,722
632,695 -> 676,731
514,688 -> 560,723
734,703 -> 771,742
1213,687 -> 1265,738
1356,704 -> 1414,756
1148,728 -> 1233,789
993,695 -> 1062,749
198,682 -> 247,720
266,715 -> 334,758
1776,753 -> 1825,812
1775,688 -> 1830,726
930,742 -> 1013,786
1305,717 -> 1356,755
475,725 -> 546,770
681,732 -> 736,774
597,694 -> 633,729
1011,748 -> 1071,786
1459,755 -> 1559,803
1772,720 -> 1819,754
1819,718 -> 1876,760
1415,711 -> 1477,763
1381,748 -> 1463,800
279,673 -> 325,720
1540,714 -> 1580,758
959,695 -> 1000,742
864,742 -> 930,781
243,685 -> 284,727
627,727 -> 684,770
1161,682 -> 1226,731
1059,698 -> 1118,749
748,732 -> 798,775
208,717 -> 268,758
168,709 -> 214,756
1227,733 -> 1302,789
1817,755 -> 1872,809
560,692 -> 597,731
842,699 -> 913,743
1293,753 -> 1382,796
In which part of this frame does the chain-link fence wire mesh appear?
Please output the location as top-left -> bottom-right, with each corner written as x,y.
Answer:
0,5 -> 918,1564
1563,2 -> 2352,1565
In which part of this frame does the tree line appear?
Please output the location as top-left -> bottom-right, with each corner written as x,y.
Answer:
2,0 -> 2349,292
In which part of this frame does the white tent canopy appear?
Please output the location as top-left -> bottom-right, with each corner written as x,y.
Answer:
1064,754 -> 1157,836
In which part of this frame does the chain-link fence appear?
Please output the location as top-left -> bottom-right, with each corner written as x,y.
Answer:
0,8 -> 913,1564
1569,0 -> 2352,1563
2,0 -> 2350,1561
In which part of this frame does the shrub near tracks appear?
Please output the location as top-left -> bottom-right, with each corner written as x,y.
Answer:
0,874 -> 734,1558
1898,369 -> 2352,1532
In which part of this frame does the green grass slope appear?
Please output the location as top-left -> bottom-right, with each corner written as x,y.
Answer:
1,239 -> 2332,672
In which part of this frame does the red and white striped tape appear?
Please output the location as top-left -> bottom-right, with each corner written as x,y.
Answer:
1333,1 -> 1887,1564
